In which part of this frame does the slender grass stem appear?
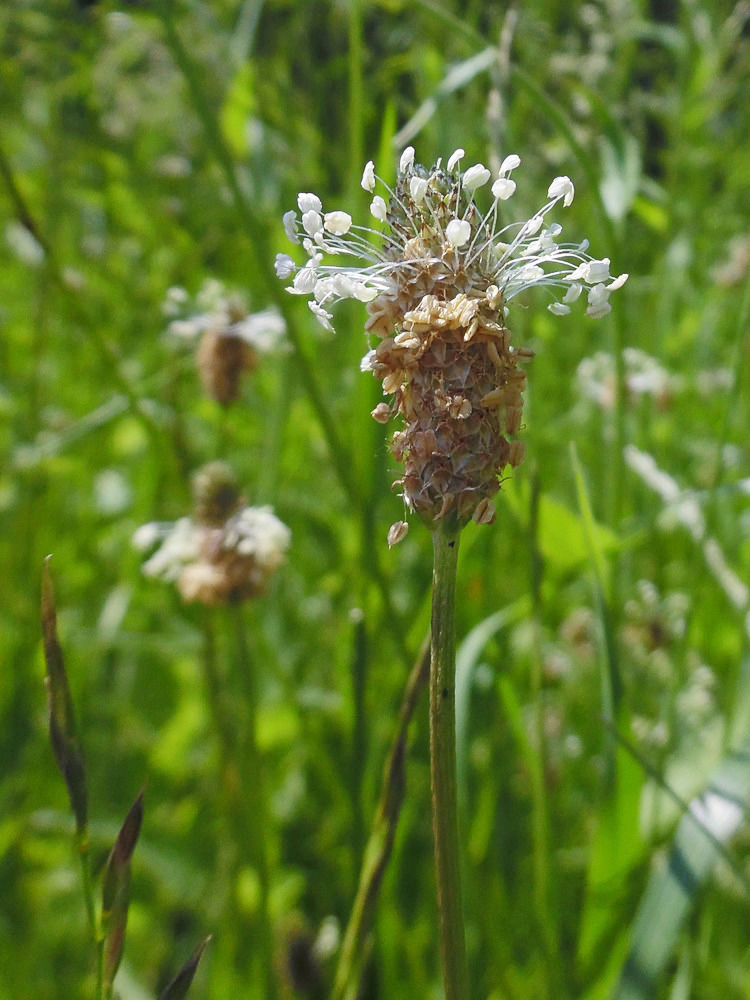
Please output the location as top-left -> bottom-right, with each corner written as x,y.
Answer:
199,614 -> 243,960
332,639 -> 430,1000
75,827 -> 104,1000
430,524 -> 469,1000
346,0 -> 364,198
231,605 -> 277,1000
76,828 -> 97,937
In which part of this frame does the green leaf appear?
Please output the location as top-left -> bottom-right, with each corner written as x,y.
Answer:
613,738 -> 750,1000
220,63 -> 255,158
503,476 -> 620,578
598,130 -> 642,223
455,598 -> 530,809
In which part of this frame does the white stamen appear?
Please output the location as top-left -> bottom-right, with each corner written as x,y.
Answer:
446,219 -> 472,247
298,192 -> 322,214
463,164 -> 491,192
283,210 -> 299,244
274,254 -> 296,279
499,154 -> 521,175
410,176 -> 429,203
492,177 -> 516,201
324,211 -> 353,236
399,146 -> 415,172
547,175 -> 575,207
361,160 -> 375,192
447,148 -> 465,171
370,196 -> 387,222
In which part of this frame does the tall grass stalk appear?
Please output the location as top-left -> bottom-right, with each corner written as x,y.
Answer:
430,523 -> 469,1000
231,606 -> 277,1000
333,640 -> 430,1000
199,609 -> 278,997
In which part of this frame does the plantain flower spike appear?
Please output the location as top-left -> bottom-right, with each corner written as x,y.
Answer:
134,462 -> 290,606
165,280 -> 285,406
278,148 -> 627,539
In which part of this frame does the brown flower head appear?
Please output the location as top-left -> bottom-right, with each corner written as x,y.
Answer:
277,148 -> 627,538
164,280 -> 286,406
134,462 -> 291,606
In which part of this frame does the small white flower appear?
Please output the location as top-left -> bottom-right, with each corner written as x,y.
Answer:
302,210 -> 324,236
410,176 -> 429,203
608,272 -> 629,291
447,148 -> 465,171
283,210 -> 299,244
399,146 -> 415,172
353,283 -> 378,302
446,219 -> 472,247
463,164 -> 491,192
499,153 -> 521,175
521,214 -> 544,238
168,318 -> 202,339
309,301 -> 335,332
279,146 -> 626,332
234,307 -> 286,352
548,302 -> 570,315
548,175 -> 575,207
298,192 -> 322,214
332,273 -> 355,297
163,286 -> 189,314
324,211 -> 353,236
370,196 -> 387,222
586,283 -> 611,318
132,522 -> 163,551
292,266 -> 319,294
586,258 -> 611,282
361,160 -> 375,192
515,264 -> 545,284
274,253 -> 296,279
141,518 -> 201,582
492,177 -> 516,201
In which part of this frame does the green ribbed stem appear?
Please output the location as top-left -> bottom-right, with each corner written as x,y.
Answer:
232,606 -> 277,1000
430,523 -> 469,1000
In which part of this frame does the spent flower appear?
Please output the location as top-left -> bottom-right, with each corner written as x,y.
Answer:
164,279 -> 286,405
280,148 -> 627,537
134,462 -> 290,606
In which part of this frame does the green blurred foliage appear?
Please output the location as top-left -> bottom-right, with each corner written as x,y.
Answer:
1,0 -> 749,998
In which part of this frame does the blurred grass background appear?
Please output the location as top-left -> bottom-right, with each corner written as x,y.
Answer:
1,0 -> 750,998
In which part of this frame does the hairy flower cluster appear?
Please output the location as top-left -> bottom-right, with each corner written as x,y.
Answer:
134,462 -> 290,606
277,147 -> 627,537
164,280 -> 285,405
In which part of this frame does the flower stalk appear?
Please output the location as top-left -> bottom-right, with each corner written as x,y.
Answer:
279,144 -> 626,998
429,522 -> 469,1000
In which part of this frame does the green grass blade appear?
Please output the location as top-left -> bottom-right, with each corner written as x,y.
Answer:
454,597 -> 530,810
613,737 -> 750,1000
